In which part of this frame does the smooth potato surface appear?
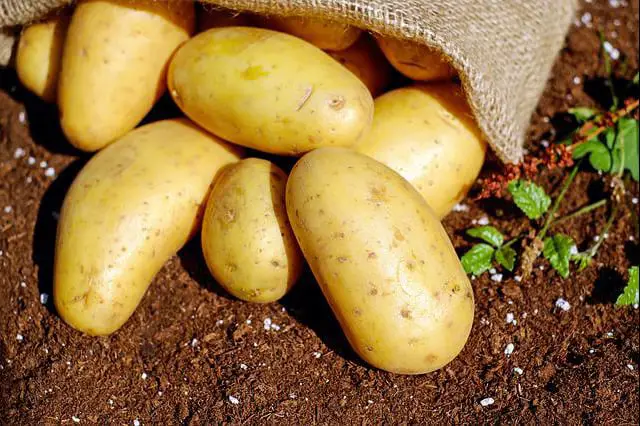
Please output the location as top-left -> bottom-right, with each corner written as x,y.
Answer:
258,16 -> 361,51
168,27 -> 373,156
58,0 -> 195,151
54,119 -> 243,336
376,37 -> 456,81
201,158 -> 303,303
286,147 -> 474,374
356,84 -> 486,218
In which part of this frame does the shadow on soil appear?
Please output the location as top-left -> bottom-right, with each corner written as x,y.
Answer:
588,267 -> 627,305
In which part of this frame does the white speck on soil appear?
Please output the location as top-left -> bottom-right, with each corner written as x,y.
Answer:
72,416 -> 80,423
506,313 -> 515,324
631,197 -> 638,205
490,274 -> 503,282
504,343 -> 515,356
240,363 -> 248,370
453,203 -> 469,212
627,364 -> 634,370
602,41 -> 620,60
27,156 -> 36,165
246,319 -> 251,324
514,275 -> 522,282
589,349 -> 595,354
609,0 -> 621,7
228,395 -> 240,405
270,323 -> 281,331
555,298 -> 571,311
312,351 -> 322,359
16,333 -> 24,342
133,420 -> 140,426
18,111 -> 26,123
4,205 -> 12,213
570,245 -> 578,255
141,372 -> 148,380
541,140 -> 550,148
216,319 -> 224,325
263,318 -> 272,330
573,76 -> 581,85
39,160 -> 47,168
44,167 -> 56,178
580,12 -> 592,26
480,397 -> 495,407
289,393 -> 297,399
477,216 -> 489,226
514,367 -> 524,375
13,147 -> 25,159
607,331 -> 614,337
40,293 -> 49,304
190,338 -> 199,347
20,281 -> 26,288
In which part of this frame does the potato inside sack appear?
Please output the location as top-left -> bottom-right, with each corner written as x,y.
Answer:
201,158 -> 303,303
255,15 -> 361,51
168,27 -> 374,156
376,36 -> 456,82
328,35 -> 394,97
196,4 -> 253,32
57,0 -> 195,152
286,147 -> 474,374
15,10 -> 70,103
54,119 -> 244,336
356,83 -> 486,218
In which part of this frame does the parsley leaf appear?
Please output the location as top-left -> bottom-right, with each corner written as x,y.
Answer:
461,244 -> 495,276
495,246 -> 517,272
619,118 -> 639,181
569,107 -> 598,122
508,180 -> 551,220
543,234 -> 576,278
616,266 -> 639,306
467,226 -> 504,248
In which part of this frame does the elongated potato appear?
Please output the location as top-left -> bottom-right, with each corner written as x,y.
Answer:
197,5 -> 253,31
286,147 -> 474,374
257,16 -> 361,51
168,27 -> 373,156
328,35 -> 393,96
356,84 -> 486,218
201,158 -> 303,303
58,0 -> 195,152
54,119 -> 243,336
15,11 -> 70,102
376,37 -> 456,81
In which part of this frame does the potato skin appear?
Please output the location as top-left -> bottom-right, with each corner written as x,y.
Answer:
168,27 -> 373,156
286,147 -> 474,374
16,12 -> 70,103
258,16 -> 361,51
356,84 -> 486,218
201,158 -> 303,303
54,119 -> 243,336
376,37 -> 456,81
328,35 -> 393,97
58,0 -> 195,152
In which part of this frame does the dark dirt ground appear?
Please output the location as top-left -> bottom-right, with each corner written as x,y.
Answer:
1,0 -> 639,424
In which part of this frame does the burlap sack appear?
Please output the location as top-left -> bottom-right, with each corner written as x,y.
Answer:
0,0 -> 578,163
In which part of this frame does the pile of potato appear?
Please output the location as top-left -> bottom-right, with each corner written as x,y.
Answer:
16,0 -> 487,375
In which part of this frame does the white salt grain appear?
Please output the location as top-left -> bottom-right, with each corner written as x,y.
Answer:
141,372 -> 148,380
627,364 -> 634,370
14,148 -> 25,159
240,363 -> 248,370
190,338 -> 199,348
4,206 -> 12,213
602,41 -> 620,60
573,76 -> 581,85
480,397 -> 495,407
514,367 -> 524,375
312,351 -> 322,359
39,160 -> 47,168
27,156 -> 36,165
228,395 -> 240,405
216,319 -> 224,325
514,275 -> 522,283
504,343 -> 515,356
570,245 -> 578,255
555,298 -> 571,311
263,318 -> 272,330
40,293 -> 49,304
491,274 -> 503,283
133,420 -> 140,426
541,140 -> 550,148
580,12 -> 592,26
453,203 -> 469,212
72,416 -> 80,423
16,333 -> 24,342
631,197 -> 638,205
477,216 -> 490,226
18,111 -> 26,123
44,167 -> 56,178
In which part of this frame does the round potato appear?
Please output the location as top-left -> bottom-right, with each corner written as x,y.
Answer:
58,0 -> 195,152
356,83 -> 486,218
54,119 -> 243,336
201,158 -> 303,303
168,27 -> 373,156
376,36 -> 456,81
197,5 -> 253,32
257,16 -> 361,51
328,35 -> 393,96
15,11 -> 70,102
286,147 -> 474,374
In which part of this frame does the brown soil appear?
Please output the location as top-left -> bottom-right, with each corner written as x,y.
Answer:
1,1 -> 639,424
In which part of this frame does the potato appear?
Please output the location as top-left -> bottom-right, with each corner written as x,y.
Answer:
197,5 -> 252,32
356,84 -> 486,218
15,11 -> 70,103
54,119 -> 243,336
257,16 -> 361,51
376,37 -> 456,81
328,35 -> 393,96
58,0 -> 195,152
201,158 -> 303,303
286,147 -> 474,374
168,27 -> 373,156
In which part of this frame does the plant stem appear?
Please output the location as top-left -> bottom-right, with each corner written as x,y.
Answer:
538,164 -> 581,241
588,202 -> 620,257
503,234 -> 524,249
568,99 -> 639,151
552,199 -> 608,227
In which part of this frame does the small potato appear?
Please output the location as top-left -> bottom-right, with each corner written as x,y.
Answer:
15,11 -> 70,102
328,35 -> 393,96
201,158 -> 303,303
54,119 -> 243,336
168,27 -> 373,156
197,5 -> 253,32
376,36 -> 456,81
58,0 -> 195,151
257,16 -> 361,51
286,147 -> 474,374
356,83 -> 486,218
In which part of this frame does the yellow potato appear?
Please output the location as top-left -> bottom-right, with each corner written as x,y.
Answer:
15,11 -> 70,103
58,0 -> 195,152
168,27 -> 373,156
257,16 -> 361,51
328,35 -> 393,96
376,36 -> 456,81
201,158 -> 303,303
286,147 -> 474,374
356,83 -> 486,218
197,5 -> 253,32
54,119 -> 243,336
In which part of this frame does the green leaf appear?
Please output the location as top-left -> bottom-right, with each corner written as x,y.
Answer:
573,138 -> 612,172
495,246 -> 517,272
461,244 -> 495,276
633,72 -> 639,85
616,266 -> 639,306
507,180 -> 551,220
569,107 -> 598,122
618,118 -> 639,181
543,234 -> 576,279
467,226 -> 504,248
571,252 -> 592,271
